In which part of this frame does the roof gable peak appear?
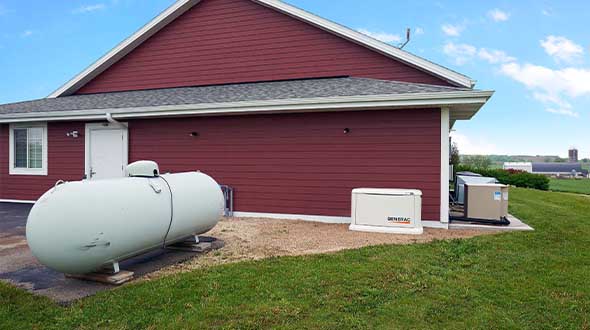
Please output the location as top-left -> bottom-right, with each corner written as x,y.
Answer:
49,0 -> 474,98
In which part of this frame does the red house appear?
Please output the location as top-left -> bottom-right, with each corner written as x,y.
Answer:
0,0 -> 492,228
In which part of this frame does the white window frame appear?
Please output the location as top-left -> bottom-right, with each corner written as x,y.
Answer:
9,122 -> 48,176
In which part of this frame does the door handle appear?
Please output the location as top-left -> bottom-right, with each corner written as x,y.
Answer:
89,167 -> 97,178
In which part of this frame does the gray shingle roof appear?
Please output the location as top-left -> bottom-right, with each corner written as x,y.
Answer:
0,77 -> 471,115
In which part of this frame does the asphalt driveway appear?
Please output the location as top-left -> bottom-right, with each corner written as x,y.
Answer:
0,203 -> 220,304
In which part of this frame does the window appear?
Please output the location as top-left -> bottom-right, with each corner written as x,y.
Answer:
9,123 -> 48,175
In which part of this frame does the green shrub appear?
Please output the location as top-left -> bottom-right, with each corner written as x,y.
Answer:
456,165 -> 550,190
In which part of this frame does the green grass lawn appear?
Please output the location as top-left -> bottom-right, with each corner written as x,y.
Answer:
550,178 -> 590,195
2,188 -> 590,329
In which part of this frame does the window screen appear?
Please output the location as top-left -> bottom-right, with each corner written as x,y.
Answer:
13,127 -> 44,169
13,128 -> 28,168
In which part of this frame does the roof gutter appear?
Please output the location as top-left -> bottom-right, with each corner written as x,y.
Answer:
0,90 -> 494,124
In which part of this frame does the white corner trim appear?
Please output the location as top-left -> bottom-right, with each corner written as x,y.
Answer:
232,211 -> 351,224
253,0 -> 474,88
440,107 -> 450,224
8,122 -> 48,176
50,0 -> 474,98
84,122 -> 129,179
0,199 -> 36,204
0,90 -> 494,123
48,0 -> 201,98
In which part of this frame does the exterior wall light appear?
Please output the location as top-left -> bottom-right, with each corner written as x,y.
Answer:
66,131 -> 79,138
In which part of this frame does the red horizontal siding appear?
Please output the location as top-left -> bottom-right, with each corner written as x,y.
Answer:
128,109 -> 441,220
0,122 -> 85,200
0,109 -> 441,220
76,0 -> 451,94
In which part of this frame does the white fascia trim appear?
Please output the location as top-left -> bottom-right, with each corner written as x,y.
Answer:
0,91 -> 493,123
232,211 -> 351,224
254,0 -> 475,88
48,0 -> 201,98
0,199 -> 36,204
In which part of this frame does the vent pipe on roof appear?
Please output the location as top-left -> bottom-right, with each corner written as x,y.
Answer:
399,28 -> 411,49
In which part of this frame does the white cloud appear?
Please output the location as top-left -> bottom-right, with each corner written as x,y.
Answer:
443,42 -> 476,65
540,36 -> 584,63
532,92 -> 571,108
500,62 -> 590,98
441,24 -> 463,37
21,30 -> 33,38
488,9 -> 510,22
73,3 -> 106,14
478,48 -> 516,64
357,29 -> 401,44
414,27 -> 425,35
443,43 -> 515,65
500,62 -> 590,117
440,37 -> 587,118
533,92 -> 578,117
546,108 -> 579,117
450,132 -> 499,155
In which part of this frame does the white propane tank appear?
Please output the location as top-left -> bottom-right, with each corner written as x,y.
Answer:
26,161 -> 224,275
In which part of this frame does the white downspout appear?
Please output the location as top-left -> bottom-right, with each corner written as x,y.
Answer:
106,113 -> 128,128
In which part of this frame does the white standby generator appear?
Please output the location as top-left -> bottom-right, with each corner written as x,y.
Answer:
349,188 -> 423,235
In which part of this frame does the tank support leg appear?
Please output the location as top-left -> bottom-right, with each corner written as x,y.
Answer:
166,236 -> 215,253
67,262 -> 134,285
98,261 -> 120,274
112,262 -> 120,274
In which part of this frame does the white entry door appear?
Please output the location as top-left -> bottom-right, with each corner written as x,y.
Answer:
85,123 -> 128,180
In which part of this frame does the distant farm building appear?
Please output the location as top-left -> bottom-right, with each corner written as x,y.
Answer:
503,162 -> 533,173
504,162 -> 588,178
569,148 -> 579,163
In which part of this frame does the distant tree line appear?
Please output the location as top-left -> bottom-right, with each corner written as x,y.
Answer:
461,155 -> 492,169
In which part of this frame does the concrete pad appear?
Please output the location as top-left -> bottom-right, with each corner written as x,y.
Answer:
449,214 -> 534,231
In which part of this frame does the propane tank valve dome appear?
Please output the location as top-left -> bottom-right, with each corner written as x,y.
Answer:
126,160 -> 160,178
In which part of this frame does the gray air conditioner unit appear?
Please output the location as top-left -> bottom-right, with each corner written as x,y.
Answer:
454,175 -> 498,205
464,183 -> 509,221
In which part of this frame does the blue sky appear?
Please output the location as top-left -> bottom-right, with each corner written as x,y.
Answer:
1,0 -> 589,158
